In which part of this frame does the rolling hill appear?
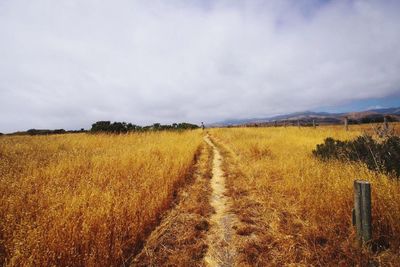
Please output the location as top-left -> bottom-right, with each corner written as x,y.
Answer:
210,107 -> 400,127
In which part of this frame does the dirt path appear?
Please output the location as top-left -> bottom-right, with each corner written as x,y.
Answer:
131,137 -> 236,267
204,136 -> 236,267
131,143 -> 213,267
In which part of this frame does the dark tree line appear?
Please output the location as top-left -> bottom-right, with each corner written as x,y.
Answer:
90,121 -> 199,133
25,129 -> 86,136
360,115 -> 398,124
1,121 -> 200,136
4,129 -> 86,136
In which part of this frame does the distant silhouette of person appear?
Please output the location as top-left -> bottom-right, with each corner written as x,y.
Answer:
201,122 -> 205,130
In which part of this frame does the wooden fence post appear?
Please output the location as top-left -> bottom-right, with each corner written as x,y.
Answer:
344,117 -> 349,131
353,180 -> 372,247
313,119 -> 316,129
384,116 -> 389,131
297,120 -> 300,128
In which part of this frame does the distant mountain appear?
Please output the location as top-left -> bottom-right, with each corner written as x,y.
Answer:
209,107 -> 400,127
368,107 -> 400,114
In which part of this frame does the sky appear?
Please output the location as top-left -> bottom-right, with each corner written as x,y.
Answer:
1,0 -> 400,132
316,94 -> 400,113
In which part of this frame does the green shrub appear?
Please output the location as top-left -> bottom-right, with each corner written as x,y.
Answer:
313,135 -> 400,178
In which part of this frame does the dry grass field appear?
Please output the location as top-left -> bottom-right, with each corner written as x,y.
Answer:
210,125 -> 400,266
1,124 -> 400,266
0,131 -> 202,266
132,141 -> 214,266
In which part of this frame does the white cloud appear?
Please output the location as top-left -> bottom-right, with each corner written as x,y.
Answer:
0,0 -> 400,132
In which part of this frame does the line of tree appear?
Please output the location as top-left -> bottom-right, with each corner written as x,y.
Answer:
26,129 -> 87,136
360,115 -> 398,124
90,121 -> 199,133
5,129 -> 87,136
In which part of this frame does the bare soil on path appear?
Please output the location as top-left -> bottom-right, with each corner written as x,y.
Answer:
131,136 -> 237,267
204,136 -> 237,267
131,143 -> 214,267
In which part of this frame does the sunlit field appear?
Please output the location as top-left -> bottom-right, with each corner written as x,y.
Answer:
210,125 -> 400,266
1,124 -> 399,266
0,131 -> 202,266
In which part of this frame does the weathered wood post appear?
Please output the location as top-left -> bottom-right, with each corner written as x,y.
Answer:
297,120 -> 300,128
384,116 -> 389,131
344,117 -> 349,131
313,119 -> 316,129
353,180 -> 372,247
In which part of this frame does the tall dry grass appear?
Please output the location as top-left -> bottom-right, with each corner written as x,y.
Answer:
132,141 -> 214,266
0,131 -> 202,266
210,126 -> 400,266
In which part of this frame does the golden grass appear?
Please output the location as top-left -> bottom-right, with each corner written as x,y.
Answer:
132,141 -> 214,266
0,131 -> 202,266
209,125 -> 400,266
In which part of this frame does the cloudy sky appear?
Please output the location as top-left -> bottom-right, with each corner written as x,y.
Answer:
1,0 -> 400,132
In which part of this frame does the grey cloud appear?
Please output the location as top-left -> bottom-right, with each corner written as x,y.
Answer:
1,0 -> 400,132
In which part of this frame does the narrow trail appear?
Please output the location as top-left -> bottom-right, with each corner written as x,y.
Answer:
130,143 -> 213,267
204,136 -> 236,267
